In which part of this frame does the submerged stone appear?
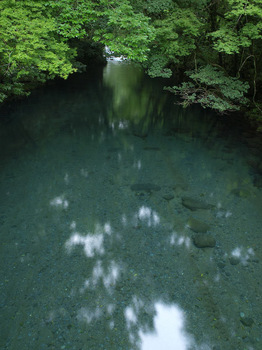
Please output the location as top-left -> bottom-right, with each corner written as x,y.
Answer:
130,183 -> 161,192
240,317 -> 254,327
229,256 -> 240,265
163,193 -> 174,201
193,234 -> 216,248
182,197 -> 215,211
188,217 -> 210,233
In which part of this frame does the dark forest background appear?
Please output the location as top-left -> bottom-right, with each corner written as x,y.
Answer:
1,0 -> 262,127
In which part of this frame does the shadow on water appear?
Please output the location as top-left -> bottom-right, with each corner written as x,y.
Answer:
1,61 -> 262,350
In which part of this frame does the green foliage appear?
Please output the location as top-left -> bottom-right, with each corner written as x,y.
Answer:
246,103 -> 262,130
47,0 -> 155,62
226,0 -> 262,19
46,0 -> 97,39
167,65 -> 249,113
92,1 -> 155,62
129,0 -> 174,17
146,55 -> 172,78
210,0 -> 262,54
144,0 -> 174,15
210,26 -> 251,54
144,6 -> 202,78
0,0 -> 155,102
0,0 -> 77,102
153,8 -> 202,60
142,0 -> 262,118
0,0 -> 261,120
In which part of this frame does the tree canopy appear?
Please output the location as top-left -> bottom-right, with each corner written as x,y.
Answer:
1,0 -> 262,123
0,0 -> 154,102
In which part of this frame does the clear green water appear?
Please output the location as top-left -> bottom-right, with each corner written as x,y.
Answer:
1,61 -> 262,350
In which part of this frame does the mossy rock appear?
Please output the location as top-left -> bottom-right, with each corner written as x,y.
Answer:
182,197 -> 215,211
193,234 -> 216,248
188,217 -> 210,233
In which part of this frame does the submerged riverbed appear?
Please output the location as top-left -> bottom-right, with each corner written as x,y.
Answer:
0,61 -> 262,350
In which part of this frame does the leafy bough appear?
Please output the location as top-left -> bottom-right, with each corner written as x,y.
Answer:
165,65 -> 250,113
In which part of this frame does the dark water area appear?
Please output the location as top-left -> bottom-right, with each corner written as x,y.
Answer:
1,61 -> 262,350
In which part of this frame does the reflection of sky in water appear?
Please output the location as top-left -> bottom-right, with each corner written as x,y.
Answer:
50,195 -> 69,209
230,246 -> 255,265
65,222 -> 113,258
80,259 -> 120,292
65,232 -> 104,257
169,232 -> 191,248
139,303 -> 192,350
137,206 -> 160,227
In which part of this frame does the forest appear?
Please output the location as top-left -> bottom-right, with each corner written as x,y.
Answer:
1,0 -> 262,127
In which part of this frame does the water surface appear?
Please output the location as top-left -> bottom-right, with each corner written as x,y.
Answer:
1,61 -> 262,350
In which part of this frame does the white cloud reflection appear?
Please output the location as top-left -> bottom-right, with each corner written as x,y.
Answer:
50,195 -> 69,209
65,232 -> 104,257
170,232 -> 191,249
77,306 -> 102,324
139,303 -> 193,350
231,246 -> 255,265
64,173 -> 69,184
80,260 -> 120,294
137,206 -> 160,227
125,306 -> 137,328
104,222 -> 112,235
133,160 -> 142,169
65,223 -> 112,257
80,169 -> 89,178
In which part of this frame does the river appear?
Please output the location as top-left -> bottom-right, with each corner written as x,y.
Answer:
0,60 -> 262,350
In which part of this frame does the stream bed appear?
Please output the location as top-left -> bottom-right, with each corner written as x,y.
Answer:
0,61 -> 262,350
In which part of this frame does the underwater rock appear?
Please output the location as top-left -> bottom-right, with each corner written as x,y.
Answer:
182,197 -> 215,211
188,217 -> 210,233
173,183 -> 189,193
130,183 -> 161,192
229,256 -> 240,265
193,234 -> 216,248
240,316 -> 254,327
163,193 -> 174,201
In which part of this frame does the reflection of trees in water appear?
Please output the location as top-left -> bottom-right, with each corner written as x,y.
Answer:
0,62 -> 168,155
103,61 -> 168,132
0,67 -> 111,153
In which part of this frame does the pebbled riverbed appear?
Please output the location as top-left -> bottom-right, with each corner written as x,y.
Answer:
0,61 -> 262,350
